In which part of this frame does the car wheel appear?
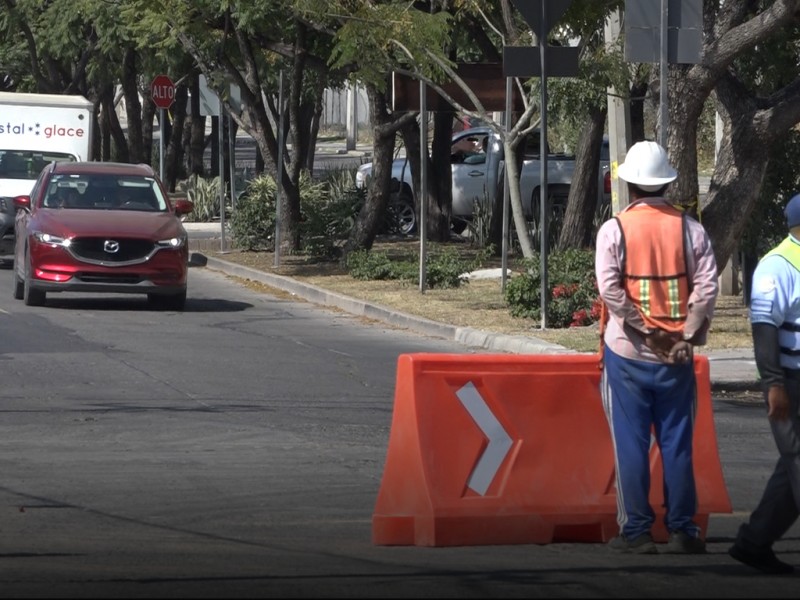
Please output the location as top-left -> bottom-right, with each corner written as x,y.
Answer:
23,250 -> 46,306
12,268 -> 23,300
386,194 -> 417,235
451,218 -> 468,235
148,290 -> 187,311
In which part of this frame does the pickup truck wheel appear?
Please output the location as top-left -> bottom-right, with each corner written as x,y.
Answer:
451,219 -> 468,235
386,195 -> 417,235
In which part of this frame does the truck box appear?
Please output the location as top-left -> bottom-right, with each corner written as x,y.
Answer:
0,91 -> 94,261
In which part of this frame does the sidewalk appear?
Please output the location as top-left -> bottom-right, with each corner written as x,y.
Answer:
185,223 -> 761,393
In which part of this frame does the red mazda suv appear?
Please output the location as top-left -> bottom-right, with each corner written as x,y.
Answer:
12,161 -> 194,310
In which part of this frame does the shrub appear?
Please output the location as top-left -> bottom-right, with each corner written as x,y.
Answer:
228,176 -> 277,251
229,169 -> 364,256
175,175 -> 224,222
504,248 -> 600,328
345,245 -> 489,290
346,249 -> 400,280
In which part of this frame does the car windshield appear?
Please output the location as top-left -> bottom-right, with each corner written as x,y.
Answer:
42,174 -> 167,212
0,150 -> 75,180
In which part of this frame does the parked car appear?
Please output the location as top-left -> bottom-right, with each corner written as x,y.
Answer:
12,161 -> 194,309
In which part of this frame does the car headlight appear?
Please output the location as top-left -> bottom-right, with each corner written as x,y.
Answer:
156,235 -> 187,249
33,231 -> 71,247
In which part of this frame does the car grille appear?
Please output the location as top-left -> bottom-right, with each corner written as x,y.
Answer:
76,273 -> 144,284
69,237 -> 156,264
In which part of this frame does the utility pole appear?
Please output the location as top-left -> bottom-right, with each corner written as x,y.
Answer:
605,9 -> 631,214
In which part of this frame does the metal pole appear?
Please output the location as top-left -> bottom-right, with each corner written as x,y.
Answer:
539,0 -> 549,330
418,80 -> 427,293
501,77 -> 512,293
159,108 -> 165,181
228,112 -> 237,213
659,0 -> 668,148
274,70 -> 285,267
218,112 -> 226,252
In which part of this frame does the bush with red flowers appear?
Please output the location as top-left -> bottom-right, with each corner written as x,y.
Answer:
504,248 -> 602,329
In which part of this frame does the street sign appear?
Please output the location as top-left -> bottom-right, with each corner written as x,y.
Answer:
503,46 -> 579,77
151,74 -> 175,109
625,0 -> 702,64
510,0 -> 569,36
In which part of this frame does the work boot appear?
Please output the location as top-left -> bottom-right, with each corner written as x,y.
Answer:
608,533 -> 657,554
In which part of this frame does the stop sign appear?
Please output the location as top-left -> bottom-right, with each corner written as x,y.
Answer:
151,74 -> 175,109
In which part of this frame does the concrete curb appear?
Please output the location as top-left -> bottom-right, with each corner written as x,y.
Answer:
199,254 -> 572,355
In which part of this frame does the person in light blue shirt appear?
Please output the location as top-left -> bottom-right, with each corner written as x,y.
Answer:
729,192 -> 800,575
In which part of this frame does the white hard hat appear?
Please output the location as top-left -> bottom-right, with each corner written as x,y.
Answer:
617,141 -> 677,192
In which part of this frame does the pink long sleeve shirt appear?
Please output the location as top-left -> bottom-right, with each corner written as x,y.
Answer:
594,197 -> 719,363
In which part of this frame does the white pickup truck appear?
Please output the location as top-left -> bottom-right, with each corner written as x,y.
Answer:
355,126 -> 609,235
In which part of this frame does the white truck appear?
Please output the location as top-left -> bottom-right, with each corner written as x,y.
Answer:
0,91 -> 94,261
355,126 -> 610,235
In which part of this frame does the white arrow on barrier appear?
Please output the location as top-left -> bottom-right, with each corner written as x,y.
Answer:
456,382 -> 513,496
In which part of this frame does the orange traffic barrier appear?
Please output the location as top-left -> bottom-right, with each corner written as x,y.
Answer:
372,353 -> 731,547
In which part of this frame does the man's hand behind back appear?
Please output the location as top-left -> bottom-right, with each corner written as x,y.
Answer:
645,329 -> 681,361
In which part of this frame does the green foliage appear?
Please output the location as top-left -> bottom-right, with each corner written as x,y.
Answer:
228,175 -> 278,251
228,168 -> 365,255
345,249 -> 401,281
465,192 -> 492,247
424,246 -> 470,289
345,245 -> 490,290
176,175 -> 223,223
298,169 -> 362,258
504,248 -> 601,329
302,0 -> 454,91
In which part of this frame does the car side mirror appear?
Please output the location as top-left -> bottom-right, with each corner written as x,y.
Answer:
172,198 -> 195,216
12,195 -> 31,211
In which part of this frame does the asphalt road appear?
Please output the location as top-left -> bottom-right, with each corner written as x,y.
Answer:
0,264 -> 797,598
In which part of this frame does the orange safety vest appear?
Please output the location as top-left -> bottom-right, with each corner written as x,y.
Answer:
597,202 -> 691,369
617,202 -> 690,333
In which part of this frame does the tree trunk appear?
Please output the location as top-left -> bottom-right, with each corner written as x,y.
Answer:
556,106 -> 606,251
188,72 -> 205,177
342,84 -> 416,260
120,47 -> 141,164
165,83 -> 188,191
427,111 -> 454,242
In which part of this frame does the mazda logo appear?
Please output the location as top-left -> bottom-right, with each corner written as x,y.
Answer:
104,240 -> 120,253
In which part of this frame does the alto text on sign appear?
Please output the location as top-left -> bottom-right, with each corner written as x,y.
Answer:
151,75 -> 175,110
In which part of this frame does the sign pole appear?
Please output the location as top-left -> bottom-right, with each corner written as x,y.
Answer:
274,70 -> 285,267
159,108 -> 165,181
659,0 -> 669,148
418,80 -> 427,293
218,111 -> 226,252
539,0 -> 550,330
501,77 -> 512,293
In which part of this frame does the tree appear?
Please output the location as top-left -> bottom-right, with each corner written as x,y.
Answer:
664,0 -> 800,274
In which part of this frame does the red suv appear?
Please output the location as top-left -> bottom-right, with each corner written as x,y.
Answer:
12,161 -> 194,310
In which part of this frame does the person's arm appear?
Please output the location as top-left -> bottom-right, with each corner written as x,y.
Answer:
752,323 -> 791,421
684,223 -> 719,345
750,256 -> 794,421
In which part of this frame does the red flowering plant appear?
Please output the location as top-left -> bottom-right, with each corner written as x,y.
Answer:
505,249 -> 603,329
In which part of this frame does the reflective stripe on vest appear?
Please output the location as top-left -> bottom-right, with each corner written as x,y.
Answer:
764,236 -> 800,356
615,202 -> 690,334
